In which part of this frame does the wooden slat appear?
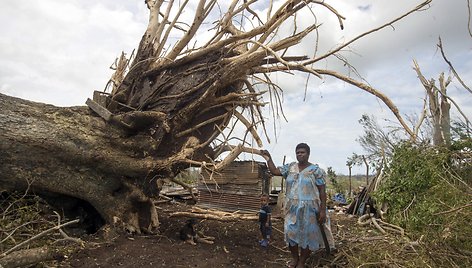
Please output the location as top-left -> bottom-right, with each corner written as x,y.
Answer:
86,98 -> 112,121
200,161 -> 267,184
198,187 -> 266,194
197,192 -> 261,213
93,90 -> 110,107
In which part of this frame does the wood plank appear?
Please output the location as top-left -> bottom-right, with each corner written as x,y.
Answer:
86,98 -> 112,121
93,90 -> 110,107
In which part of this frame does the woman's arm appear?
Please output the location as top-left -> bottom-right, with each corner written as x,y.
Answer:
316,184 -> 327,224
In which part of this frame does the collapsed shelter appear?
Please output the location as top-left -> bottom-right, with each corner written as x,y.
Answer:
197,161 -> 271,213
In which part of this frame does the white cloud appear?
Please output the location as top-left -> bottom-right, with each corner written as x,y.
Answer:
0,0 -> 146,106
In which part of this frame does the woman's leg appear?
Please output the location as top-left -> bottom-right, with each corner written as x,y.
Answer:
288,244 -> 299,268
297,247 -> 311,268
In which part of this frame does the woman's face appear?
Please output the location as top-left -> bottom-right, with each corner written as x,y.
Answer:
296,148 -> 309,163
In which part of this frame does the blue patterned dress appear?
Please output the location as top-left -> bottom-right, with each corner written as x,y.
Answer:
279,162 -> 335,250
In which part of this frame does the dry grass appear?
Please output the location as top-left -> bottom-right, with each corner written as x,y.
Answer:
309,212 -> 472,268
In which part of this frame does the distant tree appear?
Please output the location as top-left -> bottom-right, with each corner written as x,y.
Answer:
327,167 -> 342,194
346,160 -> 353,196
356,114 -> 397,165
347,153 -> 370,185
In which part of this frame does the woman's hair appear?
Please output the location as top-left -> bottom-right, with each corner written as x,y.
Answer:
295,143 -> 310,154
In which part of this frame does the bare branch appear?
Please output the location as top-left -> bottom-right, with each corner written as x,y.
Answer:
163,0 -> 217,64
433,202 -> 472,215
468,0 -> 472,38
142,0 -> 166,49
437,37 -> 472,94
176,114 -> 228,138
314,68 -> 416,140
213,144 -> 266,171
1,218 -> 80,257
167,176 -> 198,202
413,92 -> 428,137
230,109 -> 263,147
307,0 -> 432,64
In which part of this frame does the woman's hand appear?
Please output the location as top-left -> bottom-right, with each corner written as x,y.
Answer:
261,150 -> 282,176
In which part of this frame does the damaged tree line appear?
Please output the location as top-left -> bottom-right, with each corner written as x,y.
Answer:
1,0 -> 436,236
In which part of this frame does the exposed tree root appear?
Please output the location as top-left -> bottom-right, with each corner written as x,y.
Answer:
357,213 -> 405,235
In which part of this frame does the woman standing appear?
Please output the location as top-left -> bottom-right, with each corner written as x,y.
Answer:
262,143 -> 335,268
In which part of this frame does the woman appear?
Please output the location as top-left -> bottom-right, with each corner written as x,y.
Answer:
262,143 -> 334,268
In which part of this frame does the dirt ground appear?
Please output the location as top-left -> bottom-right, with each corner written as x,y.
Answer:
58,201 -> 347,268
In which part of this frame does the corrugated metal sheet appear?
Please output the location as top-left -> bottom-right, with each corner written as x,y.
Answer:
197,161 -> 270,213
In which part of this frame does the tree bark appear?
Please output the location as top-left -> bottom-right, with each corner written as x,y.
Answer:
0,247 -> 60,268
0,93 -> 159,234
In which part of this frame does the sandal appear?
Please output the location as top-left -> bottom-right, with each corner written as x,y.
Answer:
260,239 -> 269,247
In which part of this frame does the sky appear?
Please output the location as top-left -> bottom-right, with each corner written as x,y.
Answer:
1,0 -> 471,175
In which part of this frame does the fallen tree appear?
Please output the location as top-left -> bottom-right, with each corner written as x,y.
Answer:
0,0 -> 432,236
0,95 -> 160,234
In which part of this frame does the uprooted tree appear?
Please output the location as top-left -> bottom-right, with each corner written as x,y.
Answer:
0,0 -> 433,234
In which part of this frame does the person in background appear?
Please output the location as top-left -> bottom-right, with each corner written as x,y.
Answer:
262,143 -> 335,268
258,194 -> 272,248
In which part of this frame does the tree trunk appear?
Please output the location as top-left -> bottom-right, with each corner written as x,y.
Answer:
362,155 -> 369,185
0,93 -> 159,234
348,165 -> 352,197
414,62 -> 453,147
439,74 -> 451,148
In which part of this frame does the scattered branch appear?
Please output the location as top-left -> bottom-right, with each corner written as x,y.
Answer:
357,213 -> 405,236
433,202 -> 472,215
2,218 -> 80,257
169,207 -> 258,221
